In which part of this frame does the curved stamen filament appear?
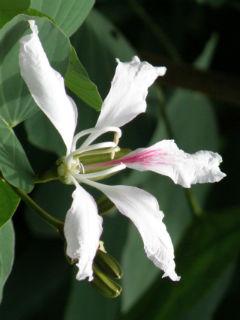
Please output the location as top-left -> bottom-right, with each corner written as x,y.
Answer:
79,127 -> 122,149
71,127 -> 97,152
71,142 -> 118,158
111,132 -> 121,159
78,146 -> 120,158
75,163 -> 126,181
79,162 -> 85,174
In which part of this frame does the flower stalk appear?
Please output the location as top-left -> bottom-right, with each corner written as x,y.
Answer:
12,186 -> 63,232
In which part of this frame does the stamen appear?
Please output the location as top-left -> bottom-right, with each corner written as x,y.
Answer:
111,132 -> 121,160
71,142 -> 118,158
80,127 -> 122,149
75,163 -> 126,181
79,162 -> 85,174
71,127 -> 97,152
78,146 -> 120,158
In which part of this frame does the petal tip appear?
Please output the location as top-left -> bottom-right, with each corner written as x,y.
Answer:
28,20 -> 38,34
132,55 -> 141,63
157,66 -> 167,76
162,272 -> 181,281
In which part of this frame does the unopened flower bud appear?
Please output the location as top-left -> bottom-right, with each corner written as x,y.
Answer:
95,250 -> 123,280
92,264 -> 122,298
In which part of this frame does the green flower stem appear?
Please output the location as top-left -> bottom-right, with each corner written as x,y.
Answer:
34,167 -> 59,184
185,189 -> 203,217
13,186 -> 64,232
128,0 -> 181,63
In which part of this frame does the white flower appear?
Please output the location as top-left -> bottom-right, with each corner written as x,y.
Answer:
19,21 -> 225,282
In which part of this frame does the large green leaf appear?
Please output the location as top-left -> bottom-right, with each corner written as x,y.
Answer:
65,47 -> 102,111
30,0 -> 95,36
0,0 -> 30,28
0,220 -> 15,303
121,209 -> 240,320
0,118 -> 34,192
0,179 -> 19,228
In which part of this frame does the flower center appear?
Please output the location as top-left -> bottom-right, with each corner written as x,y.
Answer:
57,126 -> 125,184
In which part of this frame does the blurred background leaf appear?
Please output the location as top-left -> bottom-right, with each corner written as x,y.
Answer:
0,118 -> 34,192
0,221 -> 15,303
0,0 -> 30,28
30,0 -> 95,36
65,47 -> 102,111
0,180 -> 19,228
121,209 -> 240,320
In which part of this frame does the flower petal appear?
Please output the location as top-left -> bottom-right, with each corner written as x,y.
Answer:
64,182 -> 103,281
85,180 -> 179,281
96,56 -> 166,129
119,140 -> 226,188
19,20 -> 77,153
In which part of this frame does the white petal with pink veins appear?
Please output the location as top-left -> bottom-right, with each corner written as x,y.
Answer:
95,56 -> 166,129
118,140 -> 226,188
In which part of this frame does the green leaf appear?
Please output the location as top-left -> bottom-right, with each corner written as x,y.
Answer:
25,111 -> 66,156
65,47 -> 102,111
0,118 -> 34,192
0,220 -> 15,303
30,0 -> 95,36
121,209 -> 240,320
0,0 -> 30,28
0,179 -> 19,228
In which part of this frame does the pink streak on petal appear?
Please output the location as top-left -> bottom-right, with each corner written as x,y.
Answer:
120,149 -> 169,167
88,148 -> 172,170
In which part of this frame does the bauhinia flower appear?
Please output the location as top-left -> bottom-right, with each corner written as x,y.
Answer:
19,20 -> 226,282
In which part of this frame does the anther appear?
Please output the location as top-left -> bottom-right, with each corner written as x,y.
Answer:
111,132 -> 121,159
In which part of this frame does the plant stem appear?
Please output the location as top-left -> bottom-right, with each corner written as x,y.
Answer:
185,189 -> 203,217
34,167 -> 59,184
13,186 -> 63,232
